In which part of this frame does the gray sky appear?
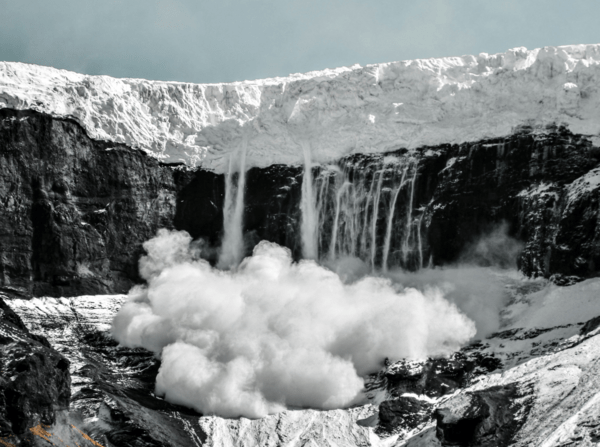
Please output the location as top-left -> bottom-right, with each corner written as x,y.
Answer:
1,0 -> 598,84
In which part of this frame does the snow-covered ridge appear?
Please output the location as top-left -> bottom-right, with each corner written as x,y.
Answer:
2,44 -> 600,172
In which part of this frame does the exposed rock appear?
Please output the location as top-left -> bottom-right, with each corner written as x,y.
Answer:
420,127 -> 600,277
7,295 -> 207,447
434,383 -> 529,447
377,396 -> 432,435
0,108 -> 180,297
382,353 -> 501,400
0,294 -> 70,442
235,126 -> 600,276
580,314 -> 600,337
1,108 -> 599,299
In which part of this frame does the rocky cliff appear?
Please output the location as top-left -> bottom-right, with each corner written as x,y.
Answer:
0,294 -> 105,446
1,108 -> 598,300
0,108 -> 187,298
0,296 -> 70,440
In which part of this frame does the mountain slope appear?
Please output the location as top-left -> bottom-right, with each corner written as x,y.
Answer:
6,278 -> 600,446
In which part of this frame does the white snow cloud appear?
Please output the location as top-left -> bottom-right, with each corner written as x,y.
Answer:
112,229 -> 476,418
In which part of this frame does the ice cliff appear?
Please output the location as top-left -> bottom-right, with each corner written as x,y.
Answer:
2,44 -> 600,172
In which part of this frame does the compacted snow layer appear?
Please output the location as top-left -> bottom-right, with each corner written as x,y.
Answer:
2,44 -> 600,171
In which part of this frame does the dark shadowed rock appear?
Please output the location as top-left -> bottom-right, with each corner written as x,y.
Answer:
0,295 -> 70,439
580,315 -> 600,336
384,353 -> 502,400
420,127 -> 600,277
1,108 -> 599,298
0,109 -> 180,297
434,383 -> 532,447
377,395 -> 432,434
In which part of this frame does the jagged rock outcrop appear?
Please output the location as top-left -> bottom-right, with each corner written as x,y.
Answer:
0,295 -> 70,444
381,354 -> 501,401
8,295 -> 217,446
0,108 -> 182,298
434,384 -> 529,447
418,126 -> 600,277
377,396 -> 432,435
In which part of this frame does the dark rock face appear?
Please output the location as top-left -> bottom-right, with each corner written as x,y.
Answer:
71,331 -> 204,447
580,314 -> 600,337
0,296 -> 70,439
175,164 -> 304,263
244,165 -> 303,258
0,109 -> 181,297
0,108 -> 302,296
6,295 -> 208,447
1,108 -> 599,298
172,168 -> 224,259
377,396 -> 432,435
383,353 -> 501,400
416,127 -> 600,277
235,126 -> 600,278
363,348 -> 508,441
434,383 -> 531,447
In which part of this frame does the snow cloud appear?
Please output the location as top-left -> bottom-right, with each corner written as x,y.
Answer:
112,229 -> 476,418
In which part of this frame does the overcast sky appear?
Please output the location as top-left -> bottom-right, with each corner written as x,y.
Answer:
1,0 -> 598,84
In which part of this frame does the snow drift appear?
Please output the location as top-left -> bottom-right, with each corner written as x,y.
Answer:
2,44 -> 600,172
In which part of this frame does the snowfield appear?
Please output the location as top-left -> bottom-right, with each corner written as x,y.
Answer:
2,44 -> 600,172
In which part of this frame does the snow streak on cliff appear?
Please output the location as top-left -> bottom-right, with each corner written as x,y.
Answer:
2,45 -> 600,172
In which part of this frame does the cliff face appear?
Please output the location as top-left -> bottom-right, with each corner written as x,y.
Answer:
0,109 -> 181,298
420,126 -> 600,278
1,109 -> 599,299
0,46 -> 598,296
200,127 -> 600,280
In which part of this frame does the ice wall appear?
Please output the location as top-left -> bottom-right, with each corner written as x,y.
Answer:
2,44 -> 600,172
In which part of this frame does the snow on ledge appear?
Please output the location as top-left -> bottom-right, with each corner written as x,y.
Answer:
2,44 -> 600,173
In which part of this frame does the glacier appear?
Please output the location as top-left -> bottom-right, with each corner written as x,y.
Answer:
2,44 -> 600,172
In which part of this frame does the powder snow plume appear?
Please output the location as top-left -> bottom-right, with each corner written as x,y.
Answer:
111,229 -> 476,418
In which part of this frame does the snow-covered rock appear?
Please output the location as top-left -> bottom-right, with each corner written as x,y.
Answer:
7,277 -> 600,446
2,45 -> 600,172
430,325 -> 600,447
198,406 -> 382,447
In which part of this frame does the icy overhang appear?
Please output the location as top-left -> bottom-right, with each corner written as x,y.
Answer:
1,44 -> 600,172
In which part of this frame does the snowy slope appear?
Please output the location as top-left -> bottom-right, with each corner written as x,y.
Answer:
2,44 -> 600,172
421,327 -> 600,447
401,329 -> 600,447
7,278 -> 600,446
